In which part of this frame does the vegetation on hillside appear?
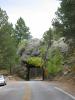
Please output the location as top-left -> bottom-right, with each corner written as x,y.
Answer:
0,0 -> 75,80
0,7 -> 31,75
27,57 -> 43,67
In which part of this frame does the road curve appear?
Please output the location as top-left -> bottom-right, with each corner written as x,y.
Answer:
0,81 -> 75,100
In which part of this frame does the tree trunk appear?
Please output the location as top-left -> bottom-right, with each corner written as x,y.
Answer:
42,68 -> 45,80
26,67 -> 30,81
10,65 -> 12,75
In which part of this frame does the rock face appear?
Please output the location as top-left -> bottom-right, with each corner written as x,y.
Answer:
52,37 -> 68,53
20,38 -> 41,61
17,38 -> 42,80
28,38 -> 40,49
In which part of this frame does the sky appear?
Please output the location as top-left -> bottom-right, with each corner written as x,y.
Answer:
0,0 -> 60,39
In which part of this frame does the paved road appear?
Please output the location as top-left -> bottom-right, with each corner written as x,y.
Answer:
0,81 -> 75,100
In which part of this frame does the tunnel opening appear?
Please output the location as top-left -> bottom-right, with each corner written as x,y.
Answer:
22,60 -> 44,81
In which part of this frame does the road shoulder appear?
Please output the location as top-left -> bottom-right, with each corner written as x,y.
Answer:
45,81 -> 75,97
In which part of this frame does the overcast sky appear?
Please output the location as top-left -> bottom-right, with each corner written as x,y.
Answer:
0,0 -> 59,39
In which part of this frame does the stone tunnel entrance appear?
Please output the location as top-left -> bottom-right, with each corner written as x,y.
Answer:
29,67 -> 43,80
26,66 -> 44,81
22,61 -> 44,81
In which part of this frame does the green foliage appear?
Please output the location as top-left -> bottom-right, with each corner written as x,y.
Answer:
15,17 -> 31,45
39,45 -> 46,57
17,39 -> 29,56
0,26 -> 17,69
0,8 -> 18,71
52,20 -> 63,40
42,28 -> 53,69
52,0 -> 75,76
53,0 -> 75,40
0,8 -> 8,29
27,57 -> 43,67
43,28 -> 53,44
47,49 -> 63,75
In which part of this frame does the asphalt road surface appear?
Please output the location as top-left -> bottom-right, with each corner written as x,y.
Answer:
0,81 -> 75,100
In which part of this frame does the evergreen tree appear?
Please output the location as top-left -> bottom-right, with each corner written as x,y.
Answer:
15,17 -> 31,45
0,8 -> 8,29
53,0 -> 75,40
0,8 -> 18,73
